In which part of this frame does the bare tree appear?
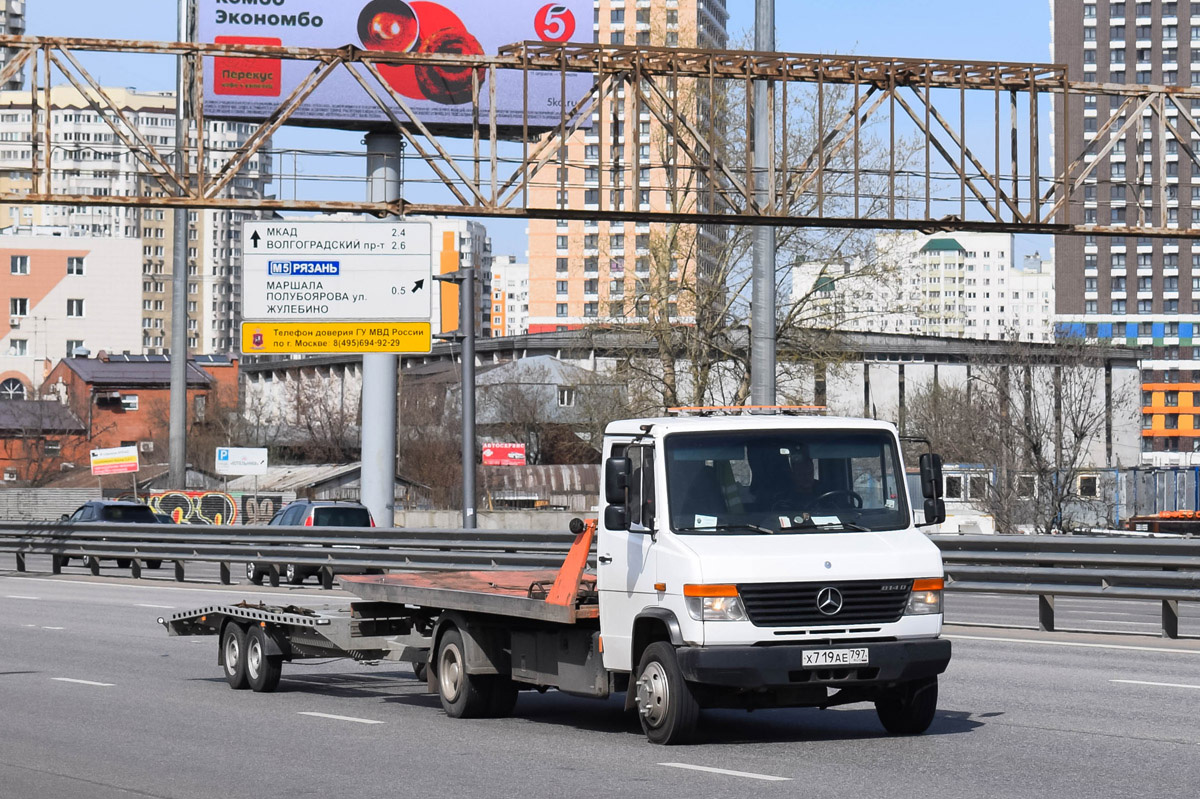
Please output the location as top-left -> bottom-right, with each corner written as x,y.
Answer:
905,339 -> 1133,534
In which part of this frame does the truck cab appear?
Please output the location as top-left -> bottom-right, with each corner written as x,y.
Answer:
598,414 -> 950,742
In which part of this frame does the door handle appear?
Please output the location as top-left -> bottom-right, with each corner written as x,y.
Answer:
598,555 -> 613,564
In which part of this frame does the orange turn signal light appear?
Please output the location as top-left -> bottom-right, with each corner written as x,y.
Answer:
913,578 -> 944,591
653,582 -> 666,592
683,584 -> 738,597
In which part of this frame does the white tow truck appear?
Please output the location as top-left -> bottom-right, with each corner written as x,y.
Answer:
162,411 -> 950,744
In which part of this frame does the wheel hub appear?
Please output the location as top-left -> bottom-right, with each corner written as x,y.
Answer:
247,639 -> 262,679
224,635 -> 240,669
636,661 -> 670,727
439,644 -> 463,702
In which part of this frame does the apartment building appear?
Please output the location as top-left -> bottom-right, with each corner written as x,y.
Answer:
792,232 -> 1055,342
0,86 -> 271,355
526,0 -> 729,333
489,255 -> 530,337
0,1 -> 24,91
1052,0 -> 1200,459
0,235 -> 142,397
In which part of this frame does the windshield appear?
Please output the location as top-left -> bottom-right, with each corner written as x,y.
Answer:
665,429 -> 909,534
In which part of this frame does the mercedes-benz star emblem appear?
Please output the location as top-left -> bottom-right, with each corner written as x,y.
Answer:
816,587 -> 843,616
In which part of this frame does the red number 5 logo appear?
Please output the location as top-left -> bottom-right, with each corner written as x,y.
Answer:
535,4 -> 576,42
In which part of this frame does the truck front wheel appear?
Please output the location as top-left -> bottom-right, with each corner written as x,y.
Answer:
875,676 -> 938,735
436,628 -> 493,719
635,642 -> 699,745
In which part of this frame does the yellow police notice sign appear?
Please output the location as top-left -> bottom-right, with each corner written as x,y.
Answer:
241,322 -> 432,354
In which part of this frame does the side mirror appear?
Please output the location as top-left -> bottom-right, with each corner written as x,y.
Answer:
604,456 -> 630,505
919,453 -> 944,499
604,504 -> 629,531
924,498 -> 946,525
60,513 -> 70,521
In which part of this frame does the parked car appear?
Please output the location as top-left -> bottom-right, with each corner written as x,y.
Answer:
60,500 -> 164,569
246,500 -> 377,585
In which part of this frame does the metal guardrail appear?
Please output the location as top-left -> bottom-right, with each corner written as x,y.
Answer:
932,534 -> 1200,639
0,522 -> 580,590
2,523 -> 1197,638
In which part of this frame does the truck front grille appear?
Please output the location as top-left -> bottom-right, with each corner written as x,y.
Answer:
737,580 -> 912,627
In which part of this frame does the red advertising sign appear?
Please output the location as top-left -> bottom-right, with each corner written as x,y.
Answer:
482,443 -> 526,466
197,0 -> 593,130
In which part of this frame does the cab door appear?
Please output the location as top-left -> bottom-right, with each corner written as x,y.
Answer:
597,441 -> 659,671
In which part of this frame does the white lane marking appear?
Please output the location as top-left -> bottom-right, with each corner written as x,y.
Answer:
659,763 -> 791,782
1111,679 -> 1200,690
52,678 -> 114,687
5,595 -> 40,600
297,712 -> 385,725
135,603 -> 175,609
947,634 -> 1200,655
41,626 -> 64,630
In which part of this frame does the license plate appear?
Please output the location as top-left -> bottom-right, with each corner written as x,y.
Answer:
802,648 -> 868,667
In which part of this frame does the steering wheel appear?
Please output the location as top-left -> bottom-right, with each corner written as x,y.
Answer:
812,490 -> 864,510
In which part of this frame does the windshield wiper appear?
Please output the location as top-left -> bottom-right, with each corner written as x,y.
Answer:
806,521 -> 872,532
675,523 -> 776,535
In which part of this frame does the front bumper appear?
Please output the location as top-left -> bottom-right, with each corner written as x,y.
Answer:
675,638 -> 951,689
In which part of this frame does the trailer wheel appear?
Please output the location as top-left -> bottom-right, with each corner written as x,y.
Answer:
635,642 -> 699,745
245,625 -> 283,693
875,676 -> 938,735
436,628 -> 492,718
221,624 -> 249,690
246,562 -> 264,586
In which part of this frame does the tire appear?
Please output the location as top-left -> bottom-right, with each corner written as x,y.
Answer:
286,564 -> 305,585
81,555 -> 95,569
146,560 -> 162,570
221,623 -> 249,690
634,641 -> 700,745
413,662 -> 428,683
875,676 -> 939,735
245,625 -> 283,693
435,628 -> 493,719
116,558 -> 132,569
246,562 -> 264,586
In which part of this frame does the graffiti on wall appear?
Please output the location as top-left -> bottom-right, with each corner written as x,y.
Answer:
132,491 -> 287,525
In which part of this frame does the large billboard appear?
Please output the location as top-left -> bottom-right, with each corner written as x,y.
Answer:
198,1 -> 594,130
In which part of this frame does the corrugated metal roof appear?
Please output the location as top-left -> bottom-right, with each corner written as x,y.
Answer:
478,464 -> 599,493
223,463 -> 426,492
64,358 -> 213,387
0,400 -> 85,433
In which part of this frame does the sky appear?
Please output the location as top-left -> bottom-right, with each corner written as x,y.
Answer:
28,0 -> 1057,260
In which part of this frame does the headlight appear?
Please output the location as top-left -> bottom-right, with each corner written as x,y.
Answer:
684,594 -> 749,621
905,577 -> 944,615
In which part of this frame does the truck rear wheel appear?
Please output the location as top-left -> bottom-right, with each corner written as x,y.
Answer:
436,628 -> 493,719
875,676 -> 938,735
221,624 -> 249,690
635,642 -> 699,745
245,625 -> 283,693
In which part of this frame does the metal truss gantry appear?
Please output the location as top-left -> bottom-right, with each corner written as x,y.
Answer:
0,35 -> 1196,238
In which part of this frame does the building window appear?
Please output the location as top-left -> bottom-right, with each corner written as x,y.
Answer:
0,378 -> 25,399
43,440 -> 61,456
557,386 -> 576,407
556,257 -> 568,273
9,297 -> 27,317
556,235 -> 568,250
1078,475 -> 1099,498
8,338 -> 27,356
67,256 -> 84,275
10,255 -> 28,275
556,280 -> 568,295
555,303 -> 567,318
67,299 -> 84,317
66,339 -> 84,357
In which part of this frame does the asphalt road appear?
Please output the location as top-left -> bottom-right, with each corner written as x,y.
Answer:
1,570 -> 1198,798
